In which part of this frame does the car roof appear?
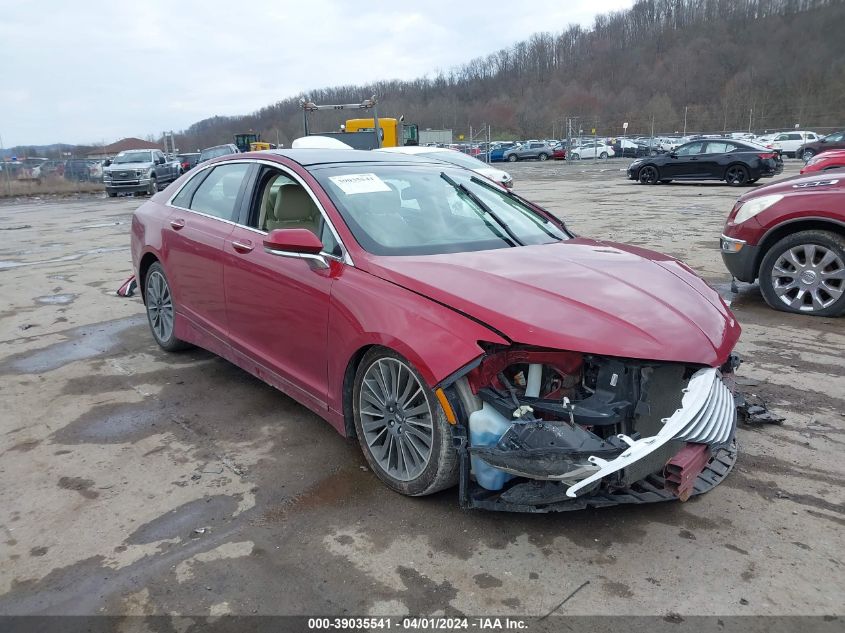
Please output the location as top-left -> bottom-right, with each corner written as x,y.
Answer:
377,146 -> 449,155
259,148 -> 439,167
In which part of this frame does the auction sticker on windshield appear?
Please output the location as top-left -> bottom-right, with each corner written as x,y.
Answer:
328,173 -> 392,195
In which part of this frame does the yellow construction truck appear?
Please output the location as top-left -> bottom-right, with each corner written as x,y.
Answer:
299,96 -> 418,149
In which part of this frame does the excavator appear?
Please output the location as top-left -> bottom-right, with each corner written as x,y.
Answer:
233,132 -> 274,152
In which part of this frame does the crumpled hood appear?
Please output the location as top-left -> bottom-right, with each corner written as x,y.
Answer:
365,239 -> 740,366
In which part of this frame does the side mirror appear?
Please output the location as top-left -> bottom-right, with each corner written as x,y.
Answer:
669,151 -> 678,158
820,138 -> 827,143
264,229 -> 328,268
156,156 -> 165,164
104,159 -> 112,166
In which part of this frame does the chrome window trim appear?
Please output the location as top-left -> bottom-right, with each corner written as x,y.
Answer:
165,158 -> 353,266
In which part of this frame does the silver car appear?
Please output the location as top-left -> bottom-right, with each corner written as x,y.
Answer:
503,141 -> 553,162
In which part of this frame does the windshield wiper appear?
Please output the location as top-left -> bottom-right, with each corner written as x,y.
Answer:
468,175 -> 565,241
440,172 -> 524,247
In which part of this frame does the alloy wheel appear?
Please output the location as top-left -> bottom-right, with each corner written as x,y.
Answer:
802,150 -> 815,162
725,166 -> 747,185
146,270 -> 174,342
770,243 -> 845,312
358,357 -> 433,482
638,166 -> 658,184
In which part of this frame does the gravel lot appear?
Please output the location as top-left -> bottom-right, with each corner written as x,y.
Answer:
0,158 -> 842,618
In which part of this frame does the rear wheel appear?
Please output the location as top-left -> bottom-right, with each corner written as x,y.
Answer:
352,347 -> 458,496
802,149 -> 815,162
725,164 -> 749,186
759,231 -> 845,317
538,153 -> 548,161
507,154 -> 518,162
638,165 -> 659,184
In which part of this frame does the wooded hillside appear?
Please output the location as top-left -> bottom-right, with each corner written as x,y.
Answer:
176,0 -> 845,149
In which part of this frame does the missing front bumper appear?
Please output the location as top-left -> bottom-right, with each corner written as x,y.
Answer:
455,434 -> 737,513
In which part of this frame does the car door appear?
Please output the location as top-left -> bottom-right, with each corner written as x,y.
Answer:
222,164 -> 342,409
664,141 -> 707,178
164,162 -> 251,342
699,141 -> 736,178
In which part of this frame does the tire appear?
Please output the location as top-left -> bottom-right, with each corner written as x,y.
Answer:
144,263 -> 191,351
507,154 -> 518,162
638,165 -> 659,184
725,164 -> 749,186
147,177 -> 158,196
599,152 -> 608,159
538,153 -> 548,161
802,149 -> 815,162
352,347 -> 458,496
758,230 -> 845,317
570,153 -> 581,161
107,191 -> 117,198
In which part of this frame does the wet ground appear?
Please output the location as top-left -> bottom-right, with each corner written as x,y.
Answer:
0,162 -> 843,618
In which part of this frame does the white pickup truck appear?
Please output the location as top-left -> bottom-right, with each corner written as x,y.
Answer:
103,149 -> 181,196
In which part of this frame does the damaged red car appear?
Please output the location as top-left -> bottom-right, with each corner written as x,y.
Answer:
131,149 -> 741,512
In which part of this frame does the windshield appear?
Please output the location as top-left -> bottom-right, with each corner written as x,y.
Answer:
312,165 -> 568,256
114,151 -> 152,164
421,151 -> 488,171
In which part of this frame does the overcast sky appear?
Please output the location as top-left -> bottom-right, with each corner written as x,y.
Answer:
0,1 -> 632,147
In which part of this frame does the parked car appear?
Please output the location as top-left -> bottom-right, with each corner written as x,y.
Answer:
611,139 -> 648,158
503,141 -> 553,162
768,131 -> 821,158
628,139 -> 783,186
569,142 -> 615,160
64,159 -> 101,182
800,150 -> 845,174
796,131 -> 845,162
552,143 -> 566,160
198,144 -> 240,164
132,148 -> 741,511
377,146 -> 514,188
487,142 -> 516,162
177,153 -> 201,172
103,149 -> 181,196
721,172 -> 845,316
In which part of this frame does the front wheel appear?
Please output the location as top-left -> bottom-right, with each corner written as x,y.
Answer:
599,152 -> 608,159
144,263 -> 191,351
725,164 -> 749,186
507,154 -> 518,162
759,230 -> 845,317
147,177 -> 158,196
353,348 -> 458,496
638,165 -> 659,184
570,153 -> 581,161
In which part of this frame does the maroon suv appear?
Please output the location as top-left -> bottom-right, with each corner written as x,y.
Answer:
796,130 -> 845,162
721,171 -> 845,316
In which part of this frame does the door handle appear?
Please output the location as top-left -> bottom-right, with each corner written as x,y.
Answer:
170,218 -> 185,230
231,239 -> 254,253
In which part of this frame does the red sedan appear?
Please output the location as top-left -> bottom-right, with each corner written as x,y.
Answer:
800,149 -> 845,174
132,149 -> 741,511
721,172 -> 845,316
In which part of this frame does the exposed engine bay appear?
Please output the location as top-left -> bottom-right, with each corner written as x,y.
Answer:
444,345 -> 739,511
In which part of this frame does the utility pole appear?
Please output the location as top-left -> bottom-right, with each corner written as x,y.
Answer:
0,133 -> 10,196
748,108 -> 753,133
683,106 -> 688,136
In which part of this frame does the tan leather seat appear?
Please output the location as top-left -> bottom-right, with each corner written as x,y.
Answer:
265,185 -> 320,234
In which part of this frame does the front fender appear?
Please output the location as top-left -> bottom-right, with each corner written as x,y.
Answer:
327,266 -> 508,416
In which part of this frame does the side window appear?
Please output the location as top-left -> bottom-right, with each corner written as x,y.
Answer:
154,151 -> 164,163
251,169 -> 327,246
676,142 -> 705,156
704,141 -> 732,153
788,133 -> 801,141
189,163 -> 250,221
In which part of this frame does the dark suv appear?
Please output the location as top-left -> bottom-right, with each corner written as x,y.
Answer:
797,131 -> 845,162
